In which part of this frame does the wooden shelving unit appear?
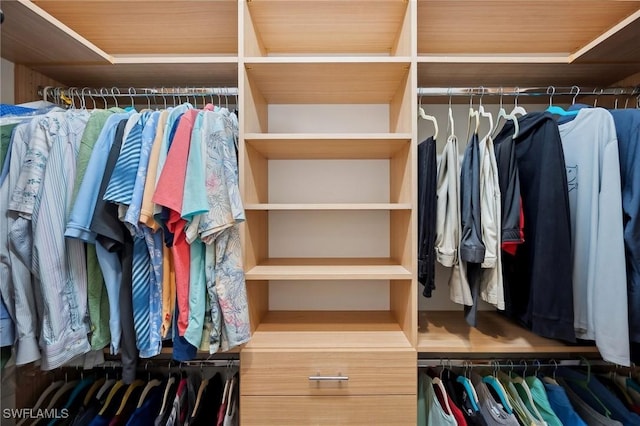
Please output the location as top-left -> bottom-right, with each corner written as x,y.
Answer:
4,0 -> 640,423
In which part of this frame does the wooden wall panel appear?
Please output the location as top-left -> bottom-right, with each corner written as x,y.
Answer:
14,64 -> 63,104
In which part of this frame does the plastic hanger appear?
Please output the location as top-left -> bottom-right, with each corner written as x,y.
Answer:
82,377 -> 106,407
465,94 -> 480,143
563,358 -> 612,418
45,373 -> 79,411
98,379 -> 125,416
158,372 -> 177,418
483,363 -> 513,414
114,379 -> 144,416
512,362 -> 545,423
190,366 -> 210,420
16,379 -> 63,426
418,96 -> 438,142
456,361 -> 480,412
510,87 -> 527,117
546,86 -> 578,116
96,377 -> 117,401
491,88 -> 520,140
137,364 -> 161,409
432,377 -> 454,415
477,87 -> 494,141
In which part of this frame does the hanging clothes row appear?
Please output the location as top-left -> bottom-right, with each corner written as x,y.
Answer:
0,90 -> 250,382
16,362 -> 239,426
418,359 -> 640,426
417,86 -> 640,367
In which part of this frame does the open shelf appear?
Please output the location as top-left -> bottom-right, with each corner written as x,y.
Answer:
244,0 -> 411,56
417,311 -> 600,356
244,134 -> 411,159
1,0 -> 111,64
243,60 -> 411,104
417,0 -> 640,55
244,311 -> 413,349
246,258 -> 412,280
33,0 -> 238,55
245,203 -> 412,211
418,60 -> 640,87
30,60 -> 238,88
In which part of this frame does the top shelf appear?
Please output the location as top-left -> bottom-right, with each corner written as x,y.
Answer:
245,0 -> 410,56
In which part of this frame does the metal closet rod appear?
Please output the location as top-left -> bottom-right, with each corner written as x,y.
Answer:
417,86 -> 640,97
91,359 -> 240,369
417,359 -> 612,369
38,86 -> 239,102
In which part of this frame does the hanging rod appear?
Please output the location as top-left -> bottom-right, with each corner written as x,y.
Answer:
92,359 -> 240,370
417,86 -> 640,98
416,358 -> 625,369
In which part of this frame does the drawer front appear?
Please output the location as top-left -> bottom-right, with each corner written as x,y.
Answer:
241,395 -> 416,425
241,350 -> 416,396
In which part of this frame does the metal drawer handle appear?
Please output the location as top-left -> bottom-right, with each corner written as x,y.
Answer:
308,373 -> 349,381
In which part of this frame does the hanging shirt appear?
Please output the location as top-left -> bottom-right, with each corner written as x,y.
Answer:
32,109 -> 92,370
542,378 -> 587,426
140,110 -> 169,230
558,108 -> 629,365
418,136 -> 438,297
524,376 -> 563,426
0,122 -> 40,365
74,108 -> 124,352
419,373 -> 458,426
609,110 -> 640,343
557,377 -> 623,426
493,113 -> 575,342
435,133 -> 473,306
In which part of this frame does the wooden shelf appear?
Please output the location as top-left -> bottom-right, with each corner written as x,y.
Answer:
244,134 -> 411,159
417,1 -> 640,55
417,311 -> 600,356
418,60 -> 640,87
244,61 -> 411,104
1,0 -> 111,64
245,258 -> 411,280
31,61 -> 238,88
246,0 -> 408,55
244,311 -> 413,349
245,203 -> 412,211
33,0 -> 238,55
571,9 -> 640,63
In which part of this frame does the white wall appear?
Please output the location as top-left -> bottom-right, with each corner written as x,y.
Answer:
1,58 -> 15,104
266,102 -> 548,312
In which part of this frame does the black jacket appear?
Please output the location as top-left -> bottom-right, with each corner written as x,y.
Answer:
418,136 -> 437,296
494,112 -> 575,342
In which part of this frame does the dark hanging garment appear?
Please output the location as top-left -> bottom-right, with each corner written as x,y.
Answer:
418,136 -> 438,297
493,112 -> 575,342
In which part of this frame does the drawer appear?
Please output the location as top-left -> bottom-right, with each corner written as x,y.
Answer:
241,349 -> 415,396
241,395 -> 416,425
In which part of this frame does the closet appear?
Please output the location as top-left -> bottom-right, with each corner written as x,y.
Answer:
2,1 -> 640,425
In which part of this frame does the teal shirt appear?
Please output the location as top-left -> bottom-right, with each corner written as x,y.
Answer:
526,376 -> 564,426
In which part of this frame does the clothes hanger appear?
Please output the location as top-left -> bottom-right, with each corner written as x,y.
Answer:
16,376 -> 63,426
546,86 -> 578,116
114,379 -> 145,416
446,89 -> 455,139
512,361 -> 545,423
45,372 -> 79,411
158,362 -> 178,418
190,363 -> 210,420
97,378 -> 126,416
82,377 -> 106,407
456,361 -> 480,412
418,95 -> 438,141
563,357 -> 612,418
490,88 -> 520,140
482,362 -> 514,414
477,87 -> 494,141
465,93 -> 480,143
510,87 -> 527,117
137,363 -> 162,409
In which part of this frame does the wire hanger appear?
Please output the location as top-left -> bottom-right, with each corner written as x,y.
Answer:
570,85 -> 580,105
418,95 -> 438,141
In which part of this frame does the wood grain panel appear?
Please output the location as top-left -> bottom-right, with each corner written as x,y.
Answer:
1,0 -> 110,64
14,64 -> 63,104
418,61 -> 640,87
418,0 -> 640,54
241,350 -> 415,395
31,62 -> 238,88
241,395 -> 416,425
417,311 -> 600,355
244,134 -> 411,159
34,0 -> 238,55
245,258 -> 411,280
572,9 -> 640,63
245,61 -> 411,104
247,0 -> 408,55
